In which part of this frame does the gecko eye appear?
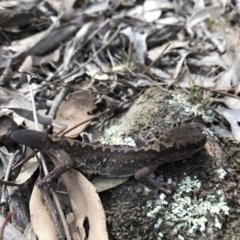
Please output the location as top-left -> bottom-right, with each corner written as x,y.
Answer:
195,135 -> 207,147
196,139 -> 203,147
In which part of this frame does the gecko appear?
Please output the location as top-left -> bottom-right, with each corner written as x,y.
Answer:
10,124 -> 207,193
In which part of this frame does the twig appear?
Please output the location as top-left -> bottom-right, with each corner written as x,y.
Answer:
52,190 -> 71,240
0,210 -> 14,240
141,42 -> 171,75
0,57 -> 12,86
40,189 -> 67,240
24,72 -> 72,239
75,18 -> 110,56
0,148 -> 20,205
197,85 -> 240,100
34,148 -> 71,240
48,85 -> 71,118
61,23 -> 123,82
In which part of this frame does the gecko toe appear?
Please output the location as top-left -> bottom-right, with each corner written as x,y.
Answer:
37,179 -> 52,189
153,176 -> 172,196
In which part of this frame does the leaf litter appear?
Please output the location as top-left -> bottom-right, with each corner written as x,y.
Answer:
0,0 -> 240,239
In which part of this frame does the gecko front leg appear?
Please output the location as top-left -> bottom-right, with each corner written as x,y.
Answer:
38,150 -> 74,189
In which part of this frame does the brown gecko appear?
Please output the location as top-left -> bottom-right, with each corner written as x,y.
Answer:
10,124 -> 207,192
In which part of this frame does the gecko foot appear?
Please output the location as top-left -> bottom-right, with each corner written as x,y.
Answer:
134,132 -> 157,147
153,176 -> 172,196
154,186 -> 171,197
37,177 -> 54,189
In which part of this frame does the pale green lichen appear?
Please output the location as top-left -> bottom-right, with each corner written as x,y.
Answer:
158,232 -> 164,238
178,176 -> 201,192
144,187 -> 152,195
178,235 -> 184,240
167,178 -> 173,184
216,168 -> 227,179
154,219 -> 162,229
147,206 -> 163,218
168,95 -> 194,115
146,176 -> 229,238
100,125 -> 136,145
146,200 -> 152,208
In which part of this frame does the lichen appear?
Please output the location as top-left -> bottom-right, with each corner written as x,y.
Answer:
100,124 -> 136,146
216,168 -> 227,179
146,176 -> 229,238
168,95 -> 194,116
169,94 -> 213,122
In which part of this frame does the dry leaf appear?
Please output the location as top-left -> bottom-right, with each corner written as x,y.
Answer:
85,63 -> 109,80
30,186 -> 56,240
121,27 -> 148,64
143,0 -> 162,22
217,107 -> 240,141
54,91 -> 95,138
23,223 -> 37,239
15,148 -> 38,185
0,87 -> 35,128
148,41 -> 189,61
18,56 -> 33,73
59,169 -> 108,240
186,7 -> 221,36
215,96 -> 240,109
8,30 -> 48,53
91,175 -> 129,192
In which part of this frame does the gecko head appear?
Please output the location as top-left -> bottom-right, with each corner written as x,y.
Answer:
184,124 -> 207,150
11,129 -> 48,150
159,124 -> 207,154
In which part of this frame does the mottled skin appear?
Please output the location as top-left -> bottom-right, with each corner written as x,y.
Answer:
11,124 -> 207,191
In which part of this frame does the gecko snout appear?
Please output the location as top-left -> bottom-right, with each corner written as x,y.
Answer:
11,129 -> 47,150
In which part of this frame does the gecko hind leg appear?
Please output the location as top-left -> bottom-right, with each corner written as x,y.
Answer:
135,167 -> 171,195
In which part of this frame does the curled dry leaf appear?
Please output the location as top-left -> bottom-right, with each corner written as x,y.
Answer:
8,30 -> 48,53
53,91 -> 95,138
148,40 -> 189,62
121,27 -> 148,64
214,96 -> 240,110
85,63 -> 109,80
217,107 -> 240,141
143,0 -> 162,23
0,87 -> 38,129
215,65 -> 237,90
25,15 -> 94,57
186,7 -> 221,36
0,7 -> 49,31
212,125 -> 233,138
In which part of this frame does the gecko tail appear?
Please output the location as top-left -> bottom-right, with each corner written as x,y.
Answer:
11,129 -> 48,150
